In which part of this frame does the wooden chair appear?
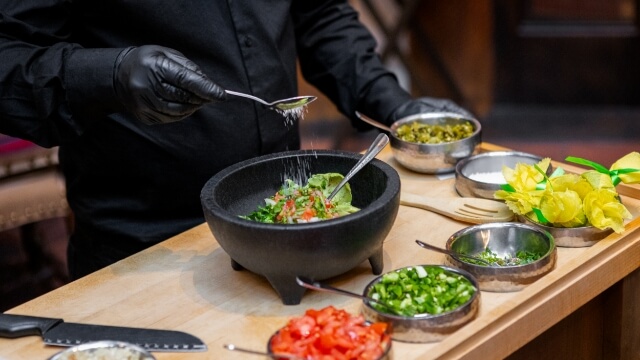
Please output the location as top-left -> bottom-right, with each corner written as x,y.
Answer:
0,135 -> 72,309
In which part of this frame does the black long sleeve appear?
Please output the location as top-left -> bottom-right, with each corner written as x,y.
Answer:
0,0 -> 411,252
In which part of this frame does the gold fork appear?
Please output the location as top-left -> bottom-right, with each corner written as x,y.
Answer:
400,192 -> 514,224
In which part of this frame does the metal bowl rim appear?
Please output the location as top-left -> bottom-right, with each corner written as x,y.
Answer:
201,149 -> 400,230
389,112 -> 482,148
49,341 -> 155,360
361,264 -> 480,320
455,151 -> 544,184
445,222 -> 556,269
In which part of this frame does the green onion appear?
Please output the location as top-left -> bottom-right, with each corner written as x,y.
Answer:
368,266 -> 476,317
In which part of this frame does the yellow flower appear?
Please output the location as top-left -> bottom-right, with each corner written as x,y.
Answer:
495,189 -> 543,215
610,152 -> 640,184
502,158 -> 551,192
549,174 -> 593,199
539,189 -> 586,226
581,170 -> 614,190
583,189 -> 632,233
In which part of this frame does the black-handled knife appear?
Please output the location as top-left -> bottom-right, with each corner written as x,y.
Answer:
0,314 -> 207,352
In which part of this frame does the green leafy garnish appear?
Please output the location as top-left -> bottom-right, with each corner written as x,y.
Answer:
241,173 -> 359,224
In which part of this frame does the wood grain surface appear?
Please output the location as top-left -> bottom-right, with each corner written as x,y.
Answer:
1,143 -> 639,360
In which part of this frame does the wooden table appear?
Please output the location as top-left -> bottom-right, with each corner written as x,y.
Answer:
2,143 -> 640,360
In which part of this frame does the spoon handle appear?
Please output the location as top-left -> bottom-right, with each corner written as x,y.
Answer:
224,344 -> 303,360
415,240 -> 492,265
296,277 -> 398,314
354,111 -> 393,133
225,90 -> 270,106
326,133 -> 389,201
296,277 -> 367,301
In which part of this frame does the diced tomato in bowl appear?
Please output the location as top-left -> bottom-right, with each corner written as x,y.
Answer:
268,306 -> 392,360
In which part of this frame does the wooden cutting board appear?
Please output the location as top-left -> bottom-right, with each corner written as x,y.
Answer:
2,143 -> 639,360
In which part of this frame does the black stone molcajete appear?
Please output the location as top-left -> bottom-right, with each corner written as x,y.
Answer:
201,150 -> 400,305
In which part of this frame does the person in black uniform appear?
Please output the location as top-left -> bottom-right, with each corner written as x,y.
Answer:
0,1 -> 470,279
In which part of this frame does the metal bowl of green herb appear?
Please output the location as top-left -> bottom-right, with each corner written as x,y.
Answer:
444,222 -> 557,292
389,112 -> 481,174
361,264 -> 480,343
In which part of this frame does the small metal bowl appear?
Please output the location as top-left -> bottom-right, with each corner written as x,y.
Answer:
389,112 -> 481,174
445,222 -> 557,292
49,341 -> 155,360
517,215 -> 614,247
361,265 -> 480,343
455,151 -> 545,199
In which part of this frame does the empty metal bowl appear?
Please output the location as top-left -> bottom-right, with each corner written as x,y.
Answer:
445,222 -> 557,292
517,215 -> 614,247
455,151 -> 545,199
389,112 -> 481,174
49,341 -> 155,360
361,265 -> 480,343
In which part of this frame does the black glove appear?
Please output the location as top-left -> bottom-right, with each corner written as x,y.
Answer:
389,97 -> 473,122
114,45 -> 226,125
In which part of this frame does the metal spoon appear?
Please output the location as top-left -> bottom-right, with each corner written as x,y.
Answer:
295,276 -> 398,314
415,239 -> 493,266
225,90 -> 317,111
355,111 -> 393,132
326,132 -> 389,202
223,344 -> 303,360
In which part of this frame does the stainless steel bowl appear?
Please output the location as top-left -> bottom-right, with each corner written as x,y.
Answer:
445,222 -> 557,292
361,265 -> 480,343
517,215 -> 614,247
49,341 -> 155,360
389,112 -> 481,174
455,151 -> 545,199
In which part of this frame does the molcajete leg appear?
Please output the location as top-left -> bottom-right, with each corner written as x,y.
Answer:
368,247 -> 384,275
265,274 -> 306,305
230,258 -> 245,271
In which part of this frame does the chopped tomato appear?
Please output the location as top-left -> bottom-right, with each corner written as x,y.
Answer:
301,207 -> 316,221
270,306 -> 390,359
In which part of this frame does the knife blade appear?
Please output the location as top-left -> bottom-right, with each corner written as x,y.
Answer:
0,314 -> 207,352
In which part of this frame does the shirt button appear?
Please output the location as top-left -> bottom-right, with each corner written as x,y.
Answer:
244,37 -> 253,47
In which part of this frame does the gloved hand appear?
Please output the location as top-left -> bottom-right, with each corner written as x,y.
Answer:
114,45 -> 226,125
389,97 -> 473,122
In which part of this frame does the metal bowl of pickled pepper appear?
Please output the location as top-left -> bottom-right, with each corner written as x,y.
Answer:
361,264 -> 480,343
444,222 -> 557,292
389,112 -> 481,174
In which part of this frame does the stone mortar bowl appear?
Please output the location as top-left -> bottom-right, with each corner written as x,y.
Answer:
201,150 -> 400,305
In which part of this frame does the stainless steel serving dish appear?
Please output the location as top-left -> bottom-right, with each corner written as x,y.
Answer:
389,112 -> 481,174
361,265 -> 480,343
517,215 -> 614,247
445,222 -> 557,292
455,151 -> 545,199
